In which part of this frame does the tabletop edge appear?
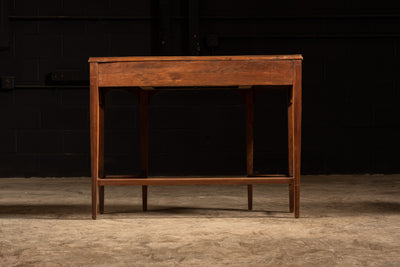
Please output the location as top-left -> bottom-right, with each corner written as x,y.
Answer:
88,55 -> 303,63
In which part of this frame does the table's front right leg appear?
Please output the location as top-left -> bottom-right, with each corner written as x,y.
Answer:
90,63 -> 100,220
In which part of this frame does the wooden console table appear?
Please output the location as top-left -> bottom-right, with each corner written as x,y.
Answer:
89,55 -> 302,219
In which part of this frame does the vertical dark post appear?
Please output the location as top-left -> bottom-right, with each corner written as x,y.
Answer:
140,90 -> 149,211
150,0 -> 159,56
90,63 -> 99,220
0,0 -> 9,49
98,89 -> 105,214
246,89 -> 254,210
156,0 -> 171,55
188,0 -> 200,55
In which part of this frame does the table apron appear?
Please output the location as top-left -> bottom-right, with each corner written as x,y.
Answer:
97,60 -> 295,87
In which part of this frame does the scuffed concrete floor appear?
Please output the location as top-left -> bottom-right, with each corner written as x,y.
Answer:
0,175 -> 399,266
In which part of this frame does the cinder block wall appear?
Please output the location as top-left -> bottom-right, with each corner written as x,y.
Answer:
0,0 -> 399,177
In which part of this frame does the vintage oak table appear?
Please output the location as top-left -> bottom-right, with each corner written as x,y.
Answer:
89,55 -> 302,219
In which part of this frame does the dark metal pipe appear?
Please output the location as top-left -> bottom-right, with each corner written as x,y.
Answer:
219,33 -> 400,39
13,85 -> 89,89
8,16 -> 185,21
200,14 -> 400,20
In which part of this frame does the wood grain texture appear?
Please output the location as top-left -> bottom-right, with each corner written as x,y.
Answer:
98,60 -> 294,87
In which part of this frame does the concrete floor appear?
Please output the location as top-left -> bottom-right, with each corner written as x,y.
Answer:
0,175 -> 399,266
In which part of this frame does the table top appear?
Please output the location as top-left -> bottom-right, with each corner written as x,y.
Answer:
90,55 -> 302,87
89,55 -> 303,63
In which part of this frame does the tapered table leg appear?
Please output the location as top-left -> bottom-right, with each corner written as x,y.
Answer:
247,185 -> 253,210
288,87 -> 295,213
246,89 -> 254,210
140,90 -> 149,211
90,63 -> 99,220
99,89 -> 105,214
142,185 -> 148,211
293,61 -> 302,218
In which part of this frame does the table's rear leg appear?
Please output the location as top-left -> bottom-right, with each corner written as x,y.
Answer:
140,90 -> 149,211
245,88 -> 254,210
99,89 -> 105,214
90,63 -> 99,220
142,186 -> 148,212
288,87 -> 295,213
289,184 -> 294,213
247,185 -> 253,210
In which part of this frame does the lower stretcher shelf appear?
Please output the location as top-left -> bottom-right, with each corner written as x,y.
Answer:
98,175 -> 294,186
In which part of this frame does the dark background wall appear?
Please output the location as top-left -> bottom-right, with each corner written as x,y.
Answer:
0,0 -> 399,177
